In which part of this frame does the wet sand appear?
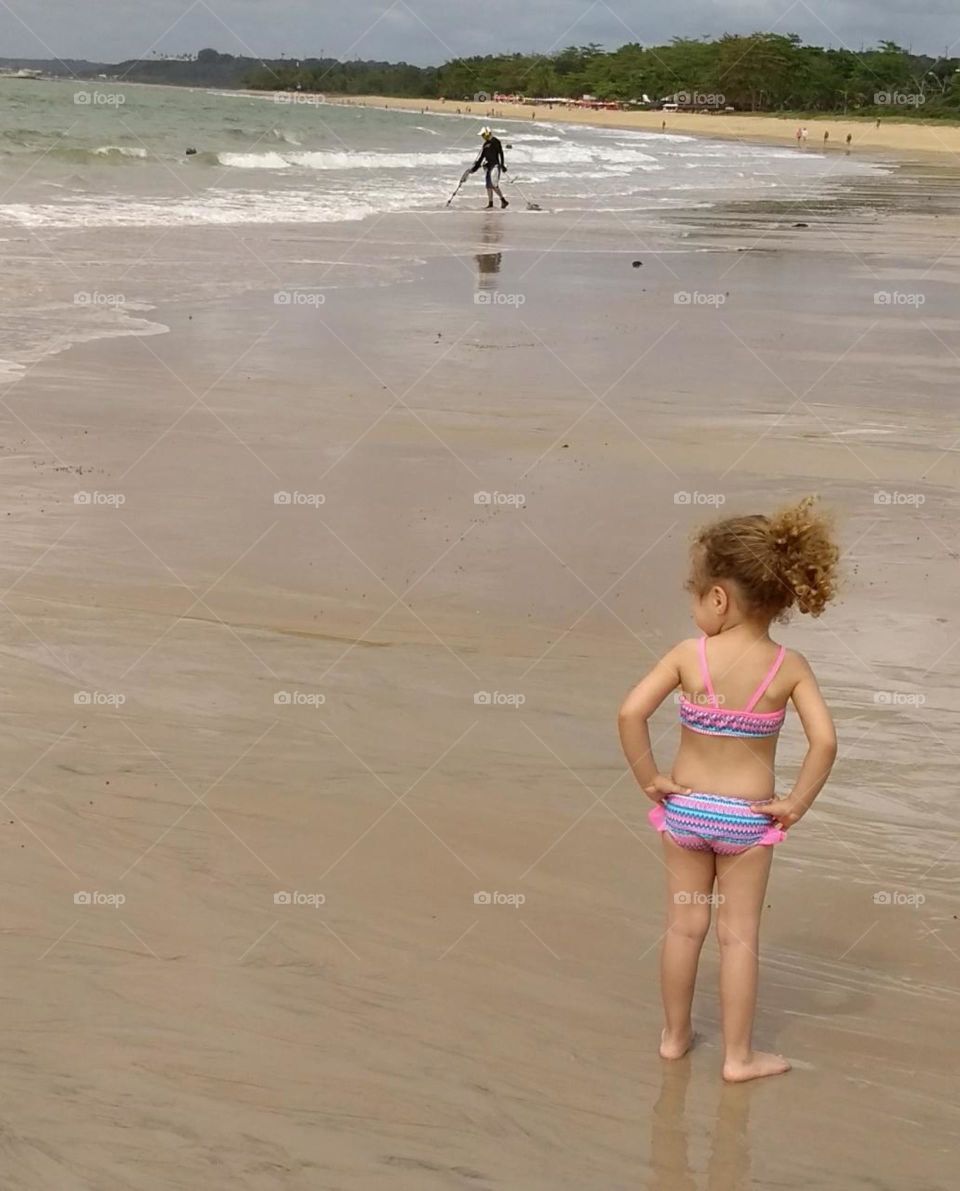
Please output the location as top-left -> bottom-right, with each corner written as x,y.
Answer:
1,172 -> 959,1186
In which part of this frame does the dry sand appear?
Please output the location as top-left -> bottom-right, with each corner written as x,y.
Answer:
1,166 -> 959,1186
347,92 -> 960,158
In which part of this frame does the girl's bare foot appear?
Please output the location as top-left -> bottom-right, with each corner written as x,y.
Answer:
722,1051 -> 791,1082
659,1027 -> 694,1059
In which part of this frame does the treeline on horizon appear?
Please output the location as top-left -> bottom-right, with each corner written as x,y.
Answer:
20,37 -> 960,115
242,36 -> 960,115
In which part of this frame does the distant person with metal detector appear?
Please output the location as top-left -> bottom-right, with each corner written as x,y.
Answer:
470,127 -> 508,209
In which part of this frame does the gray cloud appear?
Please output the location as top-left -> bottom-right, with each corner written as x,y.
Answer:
2,0 -> 958,65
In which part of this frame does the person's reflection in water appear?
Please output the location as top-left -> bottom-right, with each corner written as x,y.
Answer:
707,1086 -> 751,1191
647,1063 -> 751,1191
649,1063 -> 697,1191
474,215 -> 503,295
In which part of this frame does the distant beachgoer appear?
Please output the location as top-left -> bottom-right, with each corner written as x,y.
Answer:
846,133 -> 852,146
801,127 -> 808,143
662,120 -> 667,131
823,130 -> 829,143
470,126 -> 508,209
619,497 -> 839,1083
796,127 -> 802,145
876,118 -> 881,128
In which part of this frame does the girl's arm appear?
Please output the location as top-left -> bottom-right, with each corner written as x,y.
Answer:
765,656 -> 837,828
618,647 -> 692,803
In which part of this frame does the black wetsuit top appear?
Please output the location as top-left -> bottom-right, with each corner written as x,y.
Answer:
472,136 -> 505,173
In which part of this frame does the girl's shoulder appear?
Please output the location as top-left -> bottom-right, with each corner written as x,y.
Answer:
774,644 -> 816,688
665,638 -> 703,664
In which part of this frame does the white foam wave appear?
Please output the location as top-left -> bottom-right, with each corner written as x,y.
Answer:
0,187 -> 416,228
219,151 -> 293,169
93,146 -> 148,158
217,144 -> 661,171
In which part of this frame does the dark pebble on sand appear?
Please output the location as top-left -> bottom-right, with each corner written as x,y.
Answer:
632,260 -> 642,267
793,222 -> 809,228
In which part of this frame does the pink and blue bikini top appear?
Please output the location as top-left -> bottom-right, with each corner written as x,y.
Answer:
679,637 -> 787,739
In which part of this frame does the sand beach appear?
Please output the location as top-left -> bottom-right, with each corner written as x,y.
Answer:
0,82 -> 958,1186
347,92 -> 960,159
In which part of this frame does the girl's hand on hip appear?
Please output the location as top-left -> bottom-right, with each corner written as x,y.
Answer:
764,797 -> 803,829
644,773 -> 692,803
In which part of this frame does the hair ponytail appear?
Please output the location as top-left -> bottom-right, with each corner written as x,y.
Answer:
692,496 -> 839,619
765,496 -> 839,617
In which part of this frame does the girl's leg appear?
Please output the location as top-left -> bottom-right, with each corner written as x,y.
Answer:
715,846 -> 790,1082
659,832 -> 716,1059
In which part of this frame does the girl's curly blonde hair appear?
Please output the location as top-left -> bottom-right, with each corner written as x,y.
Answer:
690,496 -> 839,619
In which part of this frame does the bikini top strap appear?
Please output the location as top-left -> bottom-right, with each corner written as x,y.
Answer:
744,645 -> 787,713
698,636 -> 720,708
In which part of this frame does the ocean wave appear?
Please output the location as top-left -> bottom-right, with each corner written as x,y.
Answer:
519,167 -> 643,181
216,144 -> 662,171
93,146 -> 149,159
218,151 -> 293,169
1,128 -> 52,144
31,144 -> 151,165
0,188 -> 415,228
271,128 -> 303,146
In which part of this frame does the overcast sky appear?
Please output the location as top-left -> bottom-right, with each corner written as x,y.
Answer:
2,0 -> 958,64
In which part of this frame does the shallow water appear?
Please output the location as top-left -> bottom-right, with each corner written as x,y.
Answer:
0,80 -> 885,228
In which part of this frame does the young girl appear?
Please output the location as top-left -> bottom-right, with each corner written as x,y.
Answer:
618,497 -> 839,1082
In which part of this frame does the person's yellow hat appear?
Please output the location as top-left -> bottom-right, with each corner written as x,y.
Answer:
479,126 -> 492,139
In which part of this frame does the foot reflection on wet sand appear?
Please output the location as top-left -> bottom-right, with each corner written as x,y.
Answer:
649,1061 -> 751,1191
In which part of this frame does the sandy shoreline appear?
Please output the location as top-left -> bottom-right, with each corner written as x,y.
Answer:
1,161 -> 959,1184
342,92 -> 960,158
